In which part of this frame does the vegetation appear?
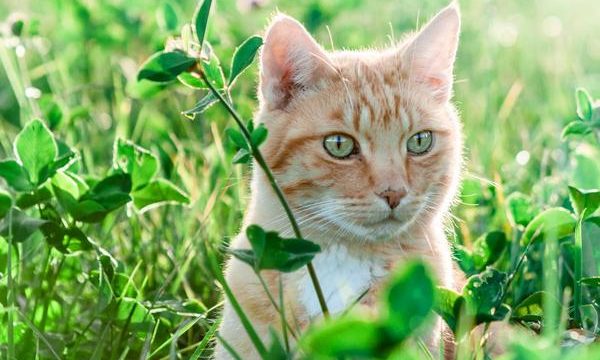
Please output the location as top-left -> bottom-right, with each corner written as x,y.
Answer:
1,0 -> 600,359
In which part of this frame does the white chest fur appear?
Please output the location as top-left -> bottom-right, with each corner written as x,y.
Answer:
298,244 -> 386,318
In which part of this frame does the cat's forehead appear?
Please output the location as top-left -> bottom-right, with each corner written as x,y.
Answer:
321,56 -> 448,136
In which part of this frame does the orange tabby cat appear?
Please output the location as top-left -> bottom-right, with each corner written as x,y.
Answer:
216,3 -> 463,359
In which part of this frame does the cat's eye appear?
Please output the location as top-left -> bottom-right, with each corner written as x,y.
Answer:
407,131 -> 433,155
323,134 -> 357,159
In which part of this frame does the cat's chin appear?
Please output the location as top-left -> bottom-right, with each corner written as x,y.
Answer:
319,215 -> 415,244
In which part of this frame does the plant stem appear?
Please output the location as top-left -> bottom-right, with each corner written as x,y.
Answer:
199,71 -> 329,316
573,215 -> 584,325
6,208 -> 15,360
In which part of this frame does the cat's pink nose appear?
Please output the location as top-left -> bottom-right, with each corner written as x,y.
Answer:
377,189 -> 406,209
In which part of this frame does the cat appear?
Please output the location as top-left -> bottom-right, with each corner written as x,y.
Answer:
216,3 -> 465,359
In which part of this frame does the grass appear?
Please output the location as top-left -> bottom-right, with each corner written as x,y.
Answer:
1,0 -> 600,359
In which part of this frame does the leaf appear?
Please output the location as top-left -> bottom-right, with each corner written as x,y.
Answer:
228,35 -> 263,86
39,95 -> 63,129
251,124 -> 268,147
193,0 -> 212,45
0,190 -> 12,219
156,1 -> 179,32
264,329 -> 287,360
182,92 -> 219,117
201,44 -> 225,89
521,208 -> 576,245
15,119 -> 57,185
301,315 -> 381,358
113,139 -> 159,190
506,192 -> 537,227
114,297 -> 155,335
16,186 -> 52,209
137,51 -> 196,83
452,244 -> 476,276
0,209 -> 48,242
80,172 -> 132,211
232,148 -> 251,164
225,128 -> 249,150
433,287 -> 464,333
0,160 -> 33,192
132,179 -> 190,212
568,186 -> 600,219
471,231 -> 506,270
462,268 -> 507,323
580,276 -> 600,287
511,291 -> 559,320
233,224 -> 321,272
383,261 -> 435,341
177,72 -> 207,89
576,88 -> 593,121
562,121 -> 592,140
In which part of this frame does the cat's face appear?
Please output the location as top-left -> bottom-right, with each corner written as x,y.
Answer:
256,5 -> 462,242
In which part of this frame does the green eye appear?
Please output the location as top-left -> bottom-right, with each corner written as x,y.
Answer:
323,134 -> 356,159
407,131 -> 433,155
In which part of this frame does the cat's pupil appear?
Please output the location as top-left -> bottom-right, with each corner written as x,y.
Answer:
336,136 -> 342,149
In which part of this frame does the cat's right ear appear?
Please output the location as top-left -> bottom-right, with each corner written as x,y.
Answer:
260,14 -> 335,109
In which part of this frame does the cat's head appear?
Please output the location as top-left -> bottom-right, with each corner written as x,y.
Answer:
255,4 -> 462,242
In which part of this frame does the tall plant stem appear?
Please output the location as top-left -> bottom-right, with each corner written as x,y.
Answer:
199,71 -> 329,317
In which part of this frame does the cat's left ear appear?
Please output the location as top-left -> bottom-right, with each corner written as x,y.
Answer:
259,14 -> 336,110
401,3 -> 461,102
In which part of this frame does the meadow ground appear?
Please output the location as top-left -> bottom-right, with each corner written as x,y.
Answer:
1,0 -> 600,358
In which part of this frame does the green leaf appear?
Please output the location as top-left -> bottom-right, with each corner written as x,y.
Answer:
462,268 -> 507,323
0,190 -> 12,219
39,95 -> 63,129
521,207 -> 577,245
228,36 -> 263,86
265,329 -> 287,360
15,119 -> 57,185
177,72 -> 207,89
511,291 -> 558,320
580,276 -> 600,287
562,121 -> 592,140
471,231 -> 506,270
182,92 -> 219,118
0,209 -> 48,242
114,297 -> 155,335
16,186 -> 52,209
234,224 -> 321,272
251,124 -> 268,147
80,172 -> 132,210
137,51 -> 196,83
576,88 -> 593,121
383,261 -> 435,341
301,315 -> 381,358
156,1 -> 179,32
132,179 -> 190,212
452,244 -> 476,276
201,44 -> 225,89
232,148 -> 252,164
113,139 -> 159,190
39,209 -> 92,254
506,192 -> 537,227
193,0 -> 212,45
568,186 -> 600,219
0,160 -> 33,192
433,287 -> 464,333
226,128 -> 249,150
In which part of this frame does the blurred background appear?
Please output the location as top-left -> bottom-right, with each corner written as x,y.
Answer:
1,0 -> 600,358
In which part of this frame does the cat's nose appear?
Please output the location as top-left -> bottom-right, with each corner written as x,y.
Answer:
377,189 -> 406,209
